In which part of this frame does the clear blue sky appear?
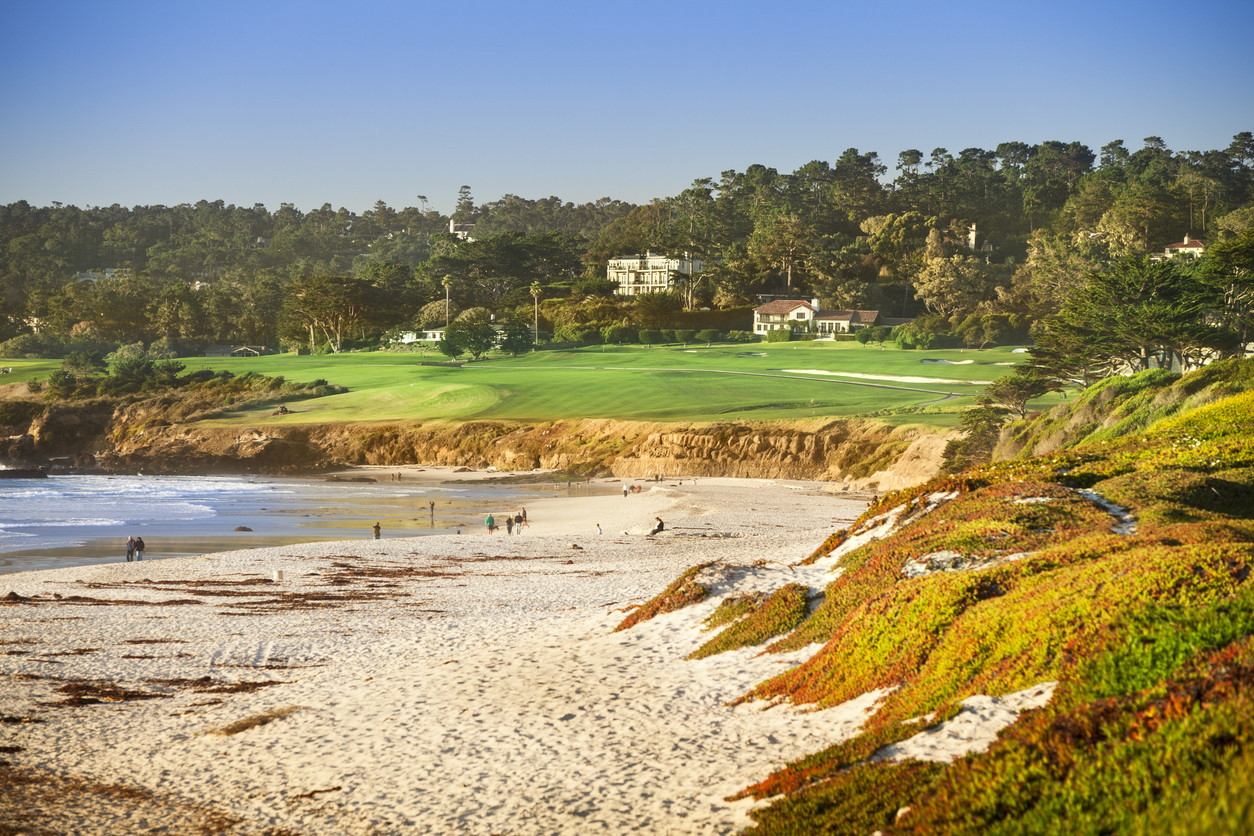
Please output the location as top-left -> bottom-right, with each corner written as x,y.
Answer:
3,0 -> 1251,216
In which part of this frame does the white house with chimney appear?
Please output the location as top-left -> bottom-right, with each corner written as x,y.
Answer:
1163,234 -> 1205,259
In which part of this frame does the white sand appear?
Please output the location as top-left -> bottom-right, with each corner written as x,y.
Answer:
779,369 -> 995,385
0,477 -> 1050,835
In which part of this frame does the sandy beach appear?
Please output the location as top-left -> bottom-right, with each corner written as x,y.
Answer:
0,475 -> 1050,835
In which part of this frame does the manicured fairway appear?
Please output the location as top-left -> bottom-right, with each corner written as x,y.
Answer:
173,342 -> 1043,426
1,342 -> 1055,427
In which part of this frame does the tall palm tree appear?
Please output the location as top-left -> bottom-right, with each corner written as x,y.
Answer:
530,282 -> 542,345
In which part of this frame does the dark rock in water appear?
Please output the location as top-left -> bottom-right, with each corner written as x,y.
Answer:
325,475 -> 376,483
234,526 -> 253,532
0,467 -> 47,479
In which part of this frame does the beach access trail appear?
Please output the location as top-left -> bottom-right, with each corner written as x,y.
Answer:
0,476 -> 1046,835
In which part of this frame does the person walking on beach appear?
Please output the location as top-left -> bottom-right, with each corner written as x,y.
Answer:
623,484 -> 629,497
125,536 -> 135,562
372,522 -> 381,539
513,512 -> 523,533
505,515 -> 514,535
134,537 -> 145,560
520,508 -> 528,527
485,513 -> 495,534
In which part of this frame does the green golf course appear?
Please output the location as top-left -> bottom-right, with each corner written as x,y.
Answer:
1,341 -> 1051,428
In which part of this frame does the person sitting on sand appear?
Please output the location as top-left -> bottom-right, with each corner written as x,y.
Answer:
648,517 -> 664,536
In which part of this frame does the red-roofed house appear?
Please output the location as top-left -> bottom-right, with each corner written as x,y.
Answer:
753,298 -> 883,337
1163,234 -> 1205,259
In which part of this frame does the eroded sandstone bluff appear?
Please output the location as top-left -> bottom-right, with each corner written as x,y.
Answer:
1,398 -> 952,490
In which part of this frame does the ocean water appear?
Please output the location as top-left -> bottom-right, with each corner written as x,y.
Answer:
0,474 -> 546,574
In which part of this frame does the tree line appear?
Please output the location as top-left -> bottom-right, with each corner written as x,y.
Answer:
1,133 -> 1251,358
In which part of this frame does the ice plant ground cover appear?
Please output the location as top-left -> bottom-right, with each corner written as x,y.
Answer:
620,360 -> 1254,834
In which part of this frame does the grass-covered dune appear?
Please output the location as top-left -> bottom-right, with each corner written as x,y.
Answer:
621,359 -> 1254,834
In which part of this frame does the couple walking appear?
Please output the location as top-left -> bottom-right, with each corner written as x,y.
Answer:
124,536 -> 146,562
486,509 -> 527,534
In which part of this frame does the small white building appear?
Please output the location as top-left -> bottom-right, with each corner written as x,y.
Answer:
449,219 -> 475,241
608,252 -> 704,297
1163,234 -> 1205,259
72,268 -> 131,283
392,327 -> 448,344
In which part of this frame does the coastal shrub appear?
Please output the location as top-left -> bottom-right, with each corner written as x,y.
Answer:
733,702 -> 963,802
743,761 -> 948,835
0,401 -> 43,427
700,592 -> 762,631
731,375 -> 1254,833
894,638 -> 1254,835
614,563 -> 712,632
687,583 -> 810,660
1069,584 -> 1254,704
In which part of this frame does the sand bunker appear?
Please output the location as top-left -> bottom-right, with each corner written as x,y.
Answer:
780,369 -> 994,386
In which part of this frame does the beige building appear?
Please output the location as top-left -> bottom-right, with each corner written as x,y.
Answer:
753,299 -> 882,337
608,252 -> 703,296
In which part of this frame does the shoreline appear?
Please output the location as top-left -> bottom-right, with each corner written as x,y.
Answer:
2,478 -> 878,834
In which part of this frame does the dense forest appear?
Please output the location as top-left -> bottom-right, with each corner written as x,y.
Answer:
1,133 -> 1251,359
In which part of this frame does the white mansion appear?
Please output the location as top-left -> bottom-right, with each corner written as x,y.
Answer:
608,252 -> 704,296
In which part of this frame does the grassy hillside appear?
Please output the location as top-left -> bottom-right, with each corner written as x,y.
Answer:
7,342 -> 1039,427
996,359 -> 1254,460
620,359 -> 1254,834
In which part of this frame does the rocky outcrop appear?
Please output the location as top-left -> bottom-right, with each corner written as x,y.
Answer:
0,395 -> 954,488
609,420 -> 937,484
